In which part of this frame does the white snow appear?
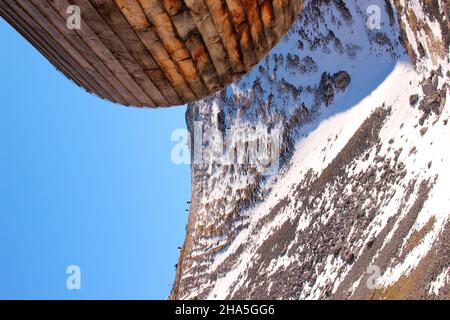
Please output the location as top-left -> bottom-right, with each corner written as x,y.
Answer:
428,268 -> 449,296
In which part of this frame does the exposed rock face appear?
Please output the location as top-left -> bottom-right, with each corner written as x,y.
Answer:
171,0 -> 450,300
418,68 -> 448,125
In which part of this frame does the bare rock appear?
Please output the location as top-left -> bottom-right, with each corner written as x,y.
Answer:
409,94 -> 419,106
421,74 -> 438,96
333,71 -> 351,92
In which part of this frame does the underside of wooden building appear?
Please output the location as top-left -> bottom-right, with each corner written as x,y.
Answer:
0,0 -> 303,107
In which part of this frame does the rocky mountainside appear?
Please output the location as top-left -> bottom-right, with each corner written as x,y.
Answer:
171,0 -> 449,300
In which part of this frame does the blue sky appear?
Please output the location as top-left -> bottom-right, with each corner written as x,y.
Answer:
0,18 -> 189,299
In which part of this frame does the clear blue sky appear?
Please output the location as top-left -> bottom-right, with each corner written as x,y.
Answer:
0,18 -> 190,299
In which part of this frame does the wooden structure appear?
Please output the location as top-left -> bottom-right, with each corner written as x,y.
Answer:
0,0 -> 303,107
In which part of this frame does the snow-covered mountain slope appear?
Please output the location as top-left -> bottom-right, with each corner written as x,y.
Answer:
170,0 -> 449,300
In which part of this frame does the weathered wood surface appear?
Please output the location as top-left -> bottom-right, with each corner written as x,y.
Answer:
0,0 -> 303,107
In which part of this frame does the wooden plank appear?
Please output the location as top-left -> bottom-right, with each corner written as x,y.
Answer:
271,0 -> 290,40
130,1 -> 190,63
114,0 -> 190,104
46,0 -> 146,106
89,0 -> 169,106
224,0 -> 257,69
30,0 -> 130,103
171,10 -> 221,93
145,69 -> 181,107
242,0 -> 268,60
132,25 -> 198,102
225,0 -> 246,25
42,0 -> 142,106
5,0 -> 120,103
260,0 -> 277,48
204,0 -> 245,75
162,0 -> 186,16
182,0 -> 233,85
0,2 -> 99,99
66,0 -> 160,107
137,0 -> 208,98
